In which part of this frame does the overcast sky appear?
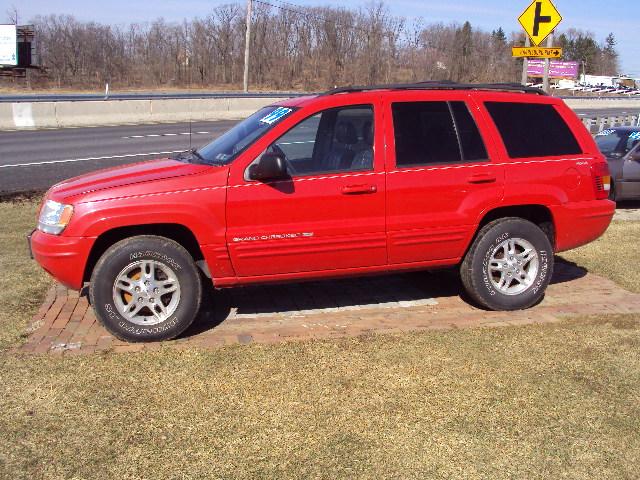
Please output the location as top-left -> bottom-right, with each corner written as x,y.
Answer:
7,0 -> 640,77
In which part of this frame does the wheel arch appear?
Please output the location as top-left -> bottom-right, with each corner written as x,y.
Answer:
83,223 -> 205,284
475,204 -> 556,250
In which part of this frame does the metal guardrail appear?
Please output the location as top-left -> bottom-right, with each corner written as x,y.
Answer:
582,114 -> 640,133
2,90 -> 640,104
0,92 -> 310,103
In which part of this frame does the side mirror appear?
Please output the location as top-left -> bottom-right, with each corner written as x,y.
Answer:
247,152 -> 289,181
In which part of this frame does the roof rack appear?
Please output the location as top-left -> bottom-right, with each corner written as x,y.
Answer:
322,81 -> 547,96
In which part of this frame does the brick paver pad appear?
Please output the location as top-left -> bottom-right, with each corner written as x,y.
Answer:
16,260 -> 640,355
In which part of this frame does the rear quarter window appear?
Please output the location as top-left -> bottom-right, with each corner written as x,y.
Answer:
485,102 -> 582,158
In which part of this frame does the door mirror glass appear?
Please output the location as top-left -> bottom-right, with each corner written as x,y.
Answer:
248,152 -> 289,181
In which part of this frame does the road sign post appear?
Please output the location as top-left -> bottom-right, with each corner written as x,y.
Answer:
521,37 -> 531,86
543,32 -> 554,93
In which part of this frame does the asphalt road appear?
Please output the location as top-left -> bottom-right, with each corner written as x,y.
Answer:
0,121 -> 238,193
1,105 -> 638,194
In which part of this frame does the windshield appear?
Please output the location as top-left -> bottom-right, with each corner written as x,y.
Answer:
194,106 -> 295,165
595,129 -> 640,156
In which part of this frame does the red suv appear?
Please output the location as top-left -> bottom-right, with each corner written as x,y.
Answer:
29,83 -> 615,342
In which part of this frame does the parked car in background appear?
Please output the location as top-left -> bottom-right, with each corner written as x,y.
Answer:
595,127 -> 640,201
29,82 -> 615,343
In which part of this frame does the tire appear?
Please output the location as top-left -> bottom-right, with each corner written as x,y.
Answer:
89,235 -> 202,342
460,218 -> 554,311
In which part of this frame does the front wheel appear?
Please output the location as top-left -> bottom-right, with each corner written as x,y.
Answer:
89,235 -> 202,342
460,218 -> 554,311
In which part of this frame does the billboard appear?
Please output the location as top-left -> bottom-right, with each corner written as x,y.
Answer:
0,24 -> 17,66
527,60 -> 579,78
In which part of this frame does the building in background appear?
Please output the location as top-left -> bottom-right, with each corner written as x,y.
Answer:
0,25 -> 39,81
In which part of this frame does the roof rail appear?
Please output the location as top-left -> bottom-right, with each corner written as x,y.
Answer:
322,81 -> 547,96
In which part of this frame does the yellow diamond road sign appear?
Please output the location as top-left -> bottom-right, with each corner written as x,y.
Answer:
518,0 -> 563,46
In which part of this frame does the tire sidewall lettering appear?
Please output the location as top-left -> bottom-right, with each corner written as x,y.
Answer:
481,232 -> 510,296
103,302 -> 180,336
129,250 -> 182,271
532,250 -> 549,294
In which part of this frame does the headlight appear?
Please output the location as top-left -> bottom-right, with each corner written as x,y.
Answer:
38,200 -> 74,235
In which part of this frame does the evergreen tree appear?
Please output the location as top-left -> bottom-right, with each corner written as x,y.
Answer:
491,27 -> 507,46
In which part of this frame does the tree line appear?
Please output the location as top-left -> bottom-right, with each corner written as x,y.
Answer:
23,1 -> 620,90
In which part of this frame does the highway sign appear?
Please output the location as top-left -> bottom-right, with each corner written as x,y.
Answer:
518,0 -> 562,46
512,46 -> 562,58
0,24 -> 17,66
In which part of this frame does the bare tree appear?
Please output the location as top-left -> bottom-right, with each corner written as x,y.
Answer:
25,2 -> 618,91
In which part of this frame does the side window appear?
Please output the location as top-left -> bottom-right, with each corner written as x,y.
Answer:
450,102 -> 488,161
268,105 -> 374,176
625,131 -> 640,153
391,101 -> 488,167
485,102 -> 582,158
273,113 -> 320,172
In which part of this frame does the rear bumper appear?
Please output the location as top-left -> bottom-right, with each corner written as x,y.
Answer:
30,229 -> 96,290
552,199 -> 616,253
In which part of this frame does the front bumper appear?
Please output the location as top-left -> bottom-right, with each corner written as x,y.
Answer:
30,229 -> 96,290
552,199 -> 616,253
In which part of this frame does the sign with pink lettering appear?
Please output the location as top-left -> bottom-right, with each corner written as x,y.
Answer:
527,60 -> 579,78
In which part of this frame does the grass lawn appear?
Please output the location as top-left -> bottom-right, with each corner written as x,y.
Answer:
0,200 -> 639,479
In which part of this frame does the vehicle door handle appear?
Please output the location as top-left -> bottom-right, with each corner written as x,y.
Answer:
341,184 -> 378,195
467,173 -> 497,184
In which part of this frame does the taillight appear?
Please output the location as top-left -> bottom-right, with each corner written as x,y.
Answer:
590,162 -> 611,200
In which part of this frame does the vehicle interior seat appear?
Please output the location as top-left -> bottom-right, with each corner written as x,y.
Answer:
351,121 -> 374,170
324,121 -> 357,171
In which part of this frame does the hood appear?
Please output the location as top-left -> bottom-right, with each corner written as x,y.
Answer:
48,158 -> 214,202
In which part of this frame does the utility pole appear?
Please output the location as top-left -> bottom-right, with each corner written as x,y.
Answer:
542,31 -> 554,93
243,0 -> 252,93
521,36 -> 531,86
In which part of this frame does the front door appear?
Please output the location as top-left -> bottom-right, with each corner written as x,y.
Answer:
622,138 -> 640,198
226,101 -> 387,277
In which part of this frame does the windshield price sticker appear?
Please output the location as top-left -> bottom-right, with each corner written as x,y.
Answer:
597,130 -> 615,136
259,107 -> 293,125
629,132 -> 640,141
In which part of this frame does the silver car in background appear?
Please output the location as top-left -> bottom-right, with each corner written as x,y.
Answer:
595,127 -> 640,201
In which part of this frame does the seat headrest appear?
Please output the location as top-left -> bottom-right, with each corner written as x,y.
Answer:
335,121 -> 358,145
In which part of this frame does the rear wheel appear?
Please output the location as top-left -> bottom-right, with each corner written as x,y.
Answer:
89,235 -> 202,342
460,218 -> 554,311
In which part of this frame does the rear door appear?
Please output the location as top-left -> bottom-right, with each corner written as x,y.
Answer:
384,92 -> 504,264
